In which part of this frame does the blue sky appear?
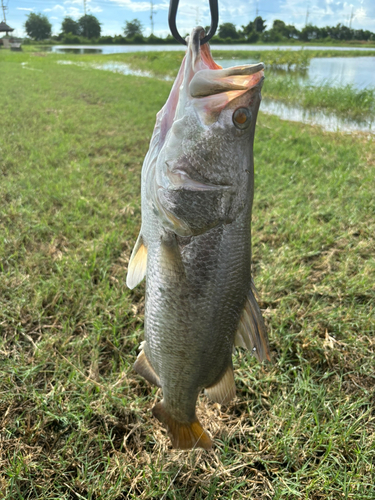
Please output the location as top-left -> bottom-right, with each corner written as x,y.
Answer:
4,0 -> 375,38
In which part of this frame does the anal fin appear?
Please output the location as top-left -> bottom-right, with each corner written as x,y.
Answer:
234,284 -> 271,362
152,401 -> 212,450
204,364 -> 236,405
126,233 -> 147,289
133,346 -> 161,387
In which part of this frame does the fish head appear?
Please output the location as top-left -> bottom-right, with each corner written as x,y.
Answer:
147,27 -> 264,235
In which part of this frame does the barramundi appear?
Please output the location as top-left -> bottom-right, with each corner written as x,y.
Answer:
127,27 -> 271,450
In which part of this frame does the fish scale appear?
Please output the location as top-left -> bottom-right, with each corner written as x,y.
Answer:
127,27 -> 271,449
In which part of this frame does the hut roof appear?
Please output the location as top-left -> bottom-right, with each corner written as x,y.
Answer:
0,21 -> 14,32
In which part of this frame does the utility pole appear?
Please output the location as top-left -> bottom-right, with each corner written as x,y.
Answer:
255,0 -> 258,18
83,0 -> 87,16
349,7 -> 354,28
305,1 -> 310,26
150,0 -> 155,35
1,0 -> 7,23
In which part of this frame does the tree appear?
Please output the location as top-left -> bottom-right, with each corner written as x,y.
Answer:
24,12 -> 52,40
124,19 -> 143,38
254,16 -> 266,33
78,15 -> 101,39
61,16 -> 79,36
218,22 -> 239,40
299,24 -> 321,41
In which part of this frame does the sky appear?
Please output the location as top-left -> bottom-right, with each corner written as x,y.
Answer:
3,0 -> 375,38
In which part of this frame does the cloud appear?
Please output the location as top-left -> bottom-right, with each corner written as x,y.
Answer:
108,0 -> 169,13
17,7 -> 34,11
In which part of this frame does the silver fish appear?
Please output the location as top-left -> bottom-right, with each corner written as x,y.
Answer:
127,27 -> 271,450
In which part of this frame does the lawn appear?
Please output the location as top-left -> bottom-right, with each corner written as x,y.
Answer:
0,49 -> 374,499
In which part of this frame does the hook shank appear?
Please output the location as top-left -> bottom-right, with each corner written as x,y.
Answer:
168,0 -> 219,46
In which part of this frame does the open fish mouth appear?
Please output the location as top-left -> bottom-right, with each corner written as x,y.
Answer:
188,26 -> 265,100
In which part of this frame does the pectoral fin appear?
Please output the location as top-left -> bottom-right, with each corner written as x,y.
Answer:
152,401 -> 212,450
204,364 -> 236,405
234,284 -> 271,363
126,234 -> 147,289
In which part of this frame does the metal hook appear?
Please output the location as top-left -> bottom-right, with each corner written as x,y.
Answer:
168,0 -> 219,46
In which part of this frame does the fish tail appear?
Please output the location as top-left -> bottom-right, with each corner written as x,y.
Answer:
152,401 -> 212,450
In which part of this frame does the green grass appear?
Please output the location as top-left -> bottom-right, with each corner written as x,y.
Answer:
1,50 -> 375,499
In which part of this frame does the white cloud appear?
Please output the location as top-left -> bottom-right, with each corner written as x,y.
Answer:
354,6 -> 366,20
108,0 -> 169,13
17,7 -> 34,11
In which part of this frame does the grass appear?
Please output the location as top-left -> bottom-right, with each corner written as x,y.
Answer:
0,50 -> 375,499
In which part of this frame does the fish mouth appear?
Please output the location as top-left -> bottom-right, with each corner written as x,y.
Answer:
187,26 -> 265,100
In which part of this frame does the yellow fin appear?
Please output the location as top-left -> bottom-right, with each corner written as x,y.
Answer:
234,285 -> 271,363
152,401 -> 212,450
126,234 -> 147,289
204,364 -> 236,405
133,346 -> 161,387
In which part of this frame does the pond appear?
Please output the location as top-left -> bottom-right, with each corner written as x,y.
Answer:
219,56 -> 375,90
46,44 -> 375,55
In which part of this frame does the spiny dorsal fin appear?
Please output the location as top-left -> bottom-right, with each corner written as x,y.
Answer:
126,234 -> 147,289
234,286 -> 271,363
204,364 -> 236,405
133,345 -> 161,387
152,400 -> 212,450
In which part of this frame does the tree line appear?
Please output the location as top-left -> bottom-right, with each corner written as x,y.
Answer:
24,12 -> 374,43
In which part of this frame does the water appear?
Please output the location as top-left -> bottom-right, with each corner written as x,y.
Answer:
46,44 -> 375,55
260,98 -> 374,134
219,57 -> 375,90
56,59 -> 173,81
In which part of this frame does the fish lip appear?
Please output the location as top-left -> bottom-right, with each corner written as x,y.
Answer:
191,26 -> 206,69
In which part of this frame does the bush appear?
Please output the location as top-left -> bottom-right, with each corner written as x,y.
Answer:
61,33 -> 81,44
113,35 -> 127,44
98,36 -> 113,44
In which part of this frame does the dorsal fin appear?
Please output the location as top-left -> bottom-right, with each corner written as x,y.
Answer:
126,234 -> 147,289
234,284 -> 271,362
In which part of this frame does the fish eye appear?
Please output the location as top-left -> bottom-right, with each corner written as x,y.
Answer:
233,107 -> 252,130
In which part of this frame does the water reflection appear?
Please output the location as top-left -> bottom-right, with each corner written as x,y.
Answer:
55,47 -> 102,54
260,98 -> 374,134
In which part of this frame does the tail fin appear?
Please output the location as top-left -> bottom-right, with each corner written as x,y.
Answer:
152,401 -> 212,450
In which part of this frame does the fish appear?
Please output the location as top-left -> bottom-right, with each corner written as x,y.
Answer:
126,26 -> 271,450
